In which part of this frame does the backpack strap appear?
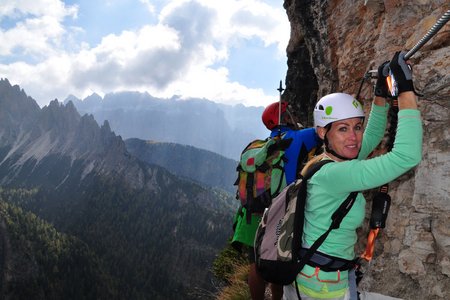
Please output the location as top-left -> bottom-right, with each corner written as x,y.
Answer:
245,173 -> 255,224
295,143 -> 309,179
272,166 -> 285,196
293,160 -> 358,271
292,160 -> 334,259
299,191 -> 358,262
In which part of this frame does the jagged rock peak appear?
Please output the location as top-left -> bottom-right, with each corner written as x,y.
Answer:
65,100 -> 78,113
79,114 -> 100,134
0,78 -> 41,115
80,113 -> 97,122
0,78 -> 14,91
101,120 -> 112,133
64,94 -> 81,104
43,99 -> 81,123
84,93 -> 103,103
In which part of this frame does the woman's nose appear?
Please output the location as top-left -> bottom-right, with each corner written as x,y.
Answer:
348,130 -> 357,140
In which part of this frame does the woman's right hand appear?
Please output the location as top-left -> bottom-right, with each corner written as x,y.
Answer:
374,61 -> 390,98
389,51 -> 418,110
389,51 -> 414,95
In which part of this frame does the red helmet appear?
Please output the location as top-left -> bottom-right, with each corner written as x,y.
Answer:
262,101 -> 288,130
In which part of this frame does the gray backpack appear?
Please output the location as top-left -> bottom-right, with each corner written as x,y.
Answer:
254,160 -> 358,285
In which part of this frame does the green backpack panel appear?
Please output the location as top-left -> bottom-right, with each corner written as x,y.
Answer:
235,135 -> 292,223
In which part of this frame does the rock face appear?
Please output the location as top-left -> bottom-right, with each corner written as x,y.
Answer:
284,1 -> 449,299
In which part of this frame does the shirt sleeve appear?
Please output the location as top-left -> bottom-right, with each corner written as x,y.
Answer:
314,109 -> 422,193
358,103 -> 389,160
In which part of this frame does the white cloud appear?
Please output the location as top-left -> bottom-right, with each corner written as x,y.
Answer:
69,24 -> 183,90
167,66 -> 274,107
0,0 -> 77,18
196,0 -> 289,55
139,0 -> 156,14
1,0 -> 288,108
0,0 -> 78,56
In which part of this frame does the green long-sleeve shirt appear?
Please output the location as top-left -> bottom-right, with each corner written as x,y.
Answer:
297,104 -> 422,297
304,104 -> 422,259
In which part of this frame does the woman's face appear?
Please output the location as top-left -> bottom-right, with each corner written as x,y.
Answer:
318,117 -> 364,160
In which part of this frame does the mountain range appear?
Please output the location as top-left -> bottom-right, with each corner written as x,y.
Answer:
0,78 -> 238,299
125,138 -> 238,194
65,92 -> 269,160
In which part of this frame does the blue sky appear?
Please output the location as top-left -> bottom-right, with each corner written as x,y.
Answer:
0,0 -> 289,107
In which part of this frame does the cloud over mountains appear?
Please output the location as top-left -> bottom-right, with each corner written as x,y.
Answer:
0,0 -> 289,107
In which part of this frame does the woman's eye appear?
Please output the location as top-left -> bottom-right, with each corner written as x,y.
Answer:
338,127 -> 347,132
355,125 -> 363,131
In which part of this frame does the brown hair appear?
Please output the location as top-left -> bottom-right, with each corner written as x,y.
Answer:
300,153 -> 327,177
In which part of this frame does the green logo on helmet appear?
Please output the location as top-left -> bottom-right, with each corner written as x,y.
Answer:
352,100 -> 360,109
325,106 -> 333,115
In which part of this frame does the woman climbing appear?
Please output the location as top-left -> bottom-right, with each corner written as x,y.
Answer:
283,51 -> 423,300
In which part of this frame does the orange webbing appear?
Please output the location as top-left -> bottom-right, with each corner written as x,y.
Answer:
361,228 -> 380,261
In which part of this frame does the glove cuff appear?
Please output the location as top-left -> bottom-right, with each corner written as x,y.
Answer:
397,80 -> 414,94
374,87 -> 387,97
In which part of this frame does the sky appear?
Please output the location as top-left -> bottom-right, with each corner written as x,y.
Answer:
0,0 -> 290,108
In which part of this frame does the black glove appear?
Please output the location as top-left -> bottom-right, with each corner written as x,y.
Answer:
374,61 -> 390,98
389,51 -> 414,94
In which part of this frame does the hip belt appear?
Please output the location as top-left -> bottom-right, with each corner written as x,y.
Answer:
299,248 -> 357,272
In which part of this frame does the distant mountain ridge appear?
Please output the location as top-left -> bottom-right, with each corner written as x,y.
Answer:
0,78 -> 235,299
125,138 -> 238,194
65,91 -> 269,159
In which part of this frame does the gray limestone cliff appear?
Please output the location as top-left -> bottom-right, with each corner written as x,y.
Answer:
283,1 -> 449,299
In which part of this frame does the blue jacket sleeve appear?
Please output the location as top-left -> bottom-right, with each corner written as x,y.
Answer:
283,128 -> 321,184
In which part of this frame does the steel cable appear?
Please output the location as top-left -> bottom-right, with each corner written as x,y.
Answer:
404,9 -> 450,60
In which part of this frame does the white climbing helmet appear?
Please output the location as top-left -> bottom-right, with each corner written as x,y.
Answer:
313,93 -> 365,128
